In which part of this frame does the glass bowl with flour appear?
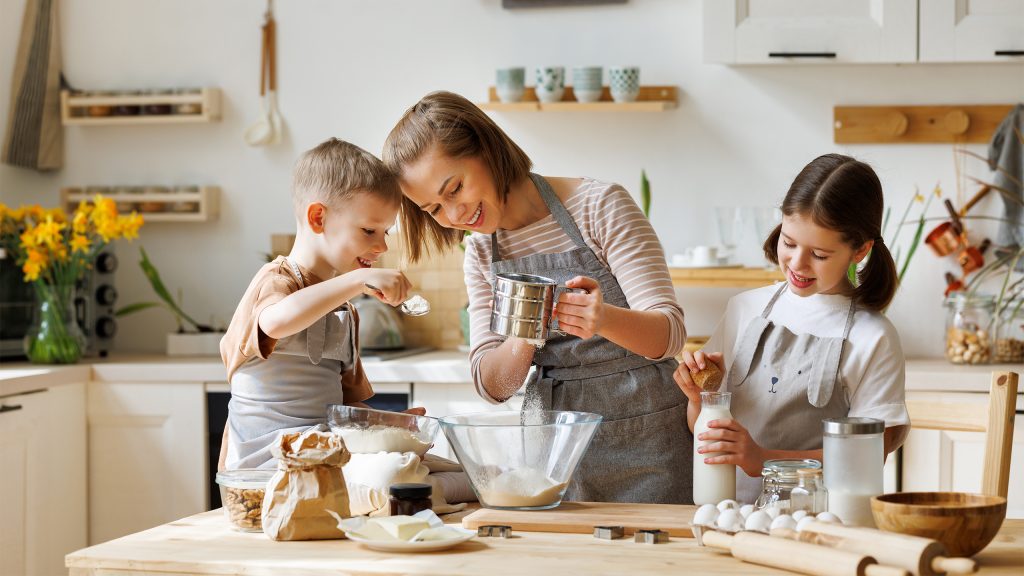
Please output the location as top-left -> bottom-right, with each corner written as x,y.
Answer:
327,405 -> 437,456
439,410 -> 602,510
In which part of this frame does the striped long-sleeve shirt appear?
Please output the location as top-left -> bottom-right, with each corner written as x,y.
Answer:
464,177 -> 686,402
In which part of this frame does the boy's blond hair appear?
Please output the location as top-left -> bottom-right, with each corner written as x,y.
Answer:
291,138 -> 401,219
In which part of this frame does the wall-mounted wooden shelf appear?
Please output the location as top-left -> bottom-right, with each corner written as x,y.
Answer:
60,186 -> 220,223
60,88 -> 222,126
479,86 -> 677,112
670,266 -> 783,288
834,104 -> 1015,144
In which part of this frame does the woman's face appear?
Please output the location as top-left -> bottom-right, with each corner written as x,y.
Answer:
398,144 -> 504,234
778,212 -> 871,297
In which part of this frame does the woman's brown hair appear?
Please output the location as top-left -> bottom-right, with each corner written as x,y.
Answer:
382,91 -> 532,263
763,153 -> 899,311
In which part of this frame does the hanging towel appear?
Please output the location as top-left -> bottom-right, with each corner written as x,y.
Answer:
2,0 -> 63,171
992,104 -> 1024,247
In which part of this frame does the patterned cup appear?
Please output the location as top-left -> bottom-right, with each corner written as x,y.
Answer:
572,66 -> 603,103
496,67 -> 526,103
534,66 -> 565,103
608,66 -> 640,103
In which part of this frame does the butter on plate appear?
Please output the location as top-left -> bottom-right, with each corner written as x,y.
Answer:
373,516 -> 430,540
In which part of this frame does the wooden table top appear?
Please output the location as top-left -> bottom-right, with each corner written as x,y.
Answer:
66,510 -> 1024,576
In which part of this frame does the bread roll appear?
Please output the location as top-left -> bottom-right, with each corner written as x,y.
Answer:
691,362 -> 723,391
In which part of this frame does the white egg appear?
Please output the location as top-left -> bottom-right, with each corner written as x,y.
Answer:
717,509 -> 742,532
744,510 -> 771,532
765,506 -> 781,519
717,499 -> 739,511
769,514 -> 797,532
791,510 -> 808,522
796,516 -> 816,532
739,504 -> 755,519
693,504 -> 720,527
816,511 -> 842,524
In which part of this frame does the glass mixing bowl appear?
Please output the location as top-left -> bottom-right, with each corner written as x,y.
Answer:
326,404 -> 438,456
439,411 -> 602,510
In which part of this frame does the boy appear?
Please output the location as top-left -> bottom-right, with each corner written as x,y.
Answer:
220,138 -> 415,470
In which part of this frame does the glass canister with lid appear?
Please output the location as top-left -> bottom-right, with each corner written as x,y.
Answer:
753,458 -> 821,514
823,417 -> 884,527
994,299 -> 1024,363
944,292 -> 994,364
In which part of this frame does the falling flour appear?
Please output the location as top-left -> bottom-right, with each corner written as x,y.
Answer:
479,468 -> 567,508
337,425 -> 432,455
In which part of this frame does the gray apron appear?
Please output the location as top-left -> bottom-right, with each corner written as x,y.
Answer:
490,174 -> 692,504
226,258 -> 357,470
727,283 -> 854,503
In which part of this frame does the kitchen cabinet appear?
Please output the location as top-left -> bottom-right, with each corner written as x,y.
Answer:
87,382 -> 207,544
920,0 -> 1024,63
0,383 -> 86,576
415,382 -> 521,459
703,0 -> 918,64
901,391 -> 1024,519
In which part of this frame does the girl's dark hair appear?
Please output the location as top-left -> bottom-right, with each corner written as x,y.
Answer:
382,91 -> 532,263
763,153 -> 898,311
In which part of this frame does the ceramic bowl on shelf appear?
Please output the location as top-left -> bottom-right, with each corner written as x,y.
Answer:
534,66 -> 565,103
871,492 -> 1006,557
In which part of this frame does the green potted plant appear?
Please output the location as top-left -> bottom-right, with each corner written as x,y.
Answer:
117,246 -> 224,355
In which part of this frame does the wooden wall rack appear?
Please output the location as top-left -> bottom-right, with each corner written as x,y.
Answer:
834,104 -> 1016,144
61,88 -> 222,126
479,85 -> 677,112
670,266 -> 783,288
61,186 -> 219,223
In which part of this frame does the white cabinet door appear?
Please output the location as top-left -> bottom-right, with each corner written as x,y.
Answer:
704,0 -> 918,64
414,382 -> 519,459
902,392 -> 1024,519
88,382 -> 206,544
920,0 -> 1024,62
0,383 -> 87,576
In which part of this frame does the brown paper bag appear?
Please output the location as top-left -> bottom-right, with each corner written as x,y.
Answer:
261,428 -> 351,540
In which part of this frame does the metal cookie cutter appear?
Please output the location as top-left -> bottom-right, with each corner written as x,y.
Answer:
593,525 -> 625,540
477,525 -> 512,538
634,529 -> 669,544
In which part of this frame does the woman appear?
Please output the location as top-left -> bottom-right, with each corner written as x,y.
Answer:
383,91 -> 692,503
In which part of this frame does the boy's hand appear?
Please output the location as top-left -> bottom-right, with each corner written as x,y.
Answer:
359,268 -> 412,307
672,351 -> 725,407
697,417 -> 766,477
554,276 -> 605,339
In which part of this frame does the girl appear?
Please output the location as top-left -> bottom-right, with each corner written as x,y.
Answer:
383,91 -> 692,503
674,153 -> 910,503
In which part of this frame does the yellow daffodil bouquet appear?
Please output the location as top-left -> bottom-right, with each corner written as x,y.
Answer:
0,196 -> 143,363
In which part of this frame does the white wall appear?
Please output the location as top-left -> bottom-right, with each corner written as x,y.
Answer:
1,0 -> 1021,356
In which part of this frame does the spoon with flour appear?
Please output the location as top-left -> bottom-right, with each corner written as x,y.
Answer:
364,284 -> 431,317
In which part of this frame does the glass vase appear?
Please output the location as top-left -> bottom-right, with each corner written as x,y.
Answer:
23,282 -> 86,364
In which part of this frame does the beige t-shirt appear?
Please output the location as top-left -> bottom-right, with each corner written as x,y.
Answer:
220,256 -> 374,404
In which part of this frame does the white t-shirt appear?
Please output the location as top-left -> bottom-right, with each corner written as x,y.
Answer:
706,283 -> 909,428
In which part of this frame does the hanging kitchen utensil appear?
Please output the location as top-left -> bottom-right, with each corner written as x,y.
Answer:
957,238 -> 991,275
924,200 -> 966,257
244,3 -> 276,147
265,10 -> 282,144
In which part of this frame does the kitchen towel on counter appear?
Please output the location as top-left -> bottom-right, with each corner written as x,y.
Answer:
2,0 -> 63,171
343,452 -> 470,516
992,103 -> 1024,249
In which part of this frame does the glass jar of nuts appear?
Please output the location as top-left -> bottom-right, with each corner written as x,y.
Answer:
944,293 -> 994,365
215,469 -> 275,532
994,301 -> 1024,363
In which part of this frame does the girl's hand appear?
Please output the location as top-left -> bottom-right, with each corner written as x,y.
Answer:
697,417 -> 766,477
672,351 -> 725,406
554,276 -> 605,339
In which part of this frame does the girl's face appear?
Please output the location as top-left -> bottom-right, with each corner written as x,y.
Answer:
398,144 -> 503,234
778,212 -> 871,297
319,193 -> 396,275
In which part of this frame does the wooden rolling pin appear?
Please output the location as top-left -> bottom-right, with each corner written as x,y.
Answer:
794,522 -> 978,576
702,530 -> 909,576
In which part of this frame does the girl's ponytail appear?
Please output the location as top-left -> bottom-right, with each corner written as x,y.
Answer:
854,237 -> 899,312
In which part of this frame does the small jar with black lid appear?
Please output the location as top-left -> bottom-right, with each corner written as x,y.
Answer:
389,483 -> 432,516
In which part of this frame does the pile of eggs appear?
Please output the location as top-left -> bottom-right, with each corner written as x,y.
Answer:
693,499 -> 842,534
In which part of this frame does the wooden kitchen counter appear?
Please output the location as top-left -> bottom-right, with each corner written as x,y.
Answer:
66,510 -> 1024,576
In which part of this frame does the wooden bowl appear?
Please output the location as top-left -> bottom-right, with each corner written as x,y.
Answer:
871,492 -> 1007,557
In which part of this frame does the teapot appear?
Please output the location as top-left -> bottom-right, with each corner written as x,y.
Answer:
351,295 -> 404,350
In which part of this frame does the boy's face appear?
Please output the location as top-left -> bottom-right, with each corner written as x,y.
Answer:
317,192 -> 397,274
398,144 -> 502,234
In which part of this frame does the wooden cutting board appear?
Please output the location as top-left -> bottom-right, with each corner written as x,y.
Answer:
461,502 -> 697,537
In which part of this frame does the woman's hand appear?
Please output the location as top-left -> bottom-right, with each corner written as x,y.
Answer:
672,351 -> 725,407
554,276 -> 606,339
697,417 -> 766,477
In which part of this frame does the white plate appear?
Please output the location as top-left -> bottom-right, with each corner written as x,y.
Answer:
346,530 -> 476,553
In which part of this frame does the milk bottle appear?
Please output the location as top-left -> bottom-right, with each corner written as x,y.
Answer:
693,391 -> 736,505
